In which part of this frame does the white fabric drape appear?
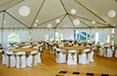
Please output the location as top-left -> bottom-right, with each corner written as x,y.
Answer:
3,29 -> 29,48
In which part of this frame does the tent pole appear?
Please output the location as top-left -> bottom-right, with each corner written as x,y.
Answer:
1,11 -> 5,47
110,28 -> 112,44
54,29 -> 55,41
90,29 -> 91,42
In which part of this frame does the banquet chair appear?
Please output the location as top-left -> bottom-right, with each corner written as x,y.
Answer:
58,44 -> 64,47
25,42 -> 30,44
5,51 -> 15,68
7,46 -> 15,51
88,51 -> 94,62
1,51 -> 7,65
55,48 -> 66,63
67,50 -> 77,65
98,46 -> 105,56
22,46 -> 31,48
0,50 -> 3,64
45,43 -> 49,49
104,48 -> 113,57
79,49 -> 90,64
114,49 -> 117,57
39,46 -> 43,54
27,51 -> 37,67
33,46 -> 39,49
52,45 -> 57,53
36,50 -> 41,63
16,52 -> 26,68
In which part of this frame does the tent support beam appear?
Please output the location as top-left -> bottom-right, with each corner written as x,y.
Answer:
30,0 -> 45,27
1,11 -> 5,46
0,0 -> 24,12
70,14 -> 109,27
0,0 -> 15,7
5,11 -> 30,28
60,0 -> 76,28
54,14 -> 67,29
37,14 -> 65,27
68,14 -> 77,28
70,14 -> 91,28
74,0 -> 111,27
90,28 -> 91,42
0,27 -> 113,29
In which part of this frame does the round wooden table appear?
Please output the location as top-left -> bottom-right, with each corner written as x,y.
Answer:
17,44 -> 37,47
60,46 -> 86,50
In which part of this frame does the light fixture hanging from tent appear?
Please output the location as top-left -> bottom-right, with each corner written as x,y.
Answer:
33,24 -> 37,27
47,23 -> 52,28
73,19 -> 80,27
108,10 -> 116,18
56,19 -> 60,23
19,6 -> 30,17
91,21 -> 96,24
35,20 -> 39,23
71,9 -> 76,14
4,21 -> 6,24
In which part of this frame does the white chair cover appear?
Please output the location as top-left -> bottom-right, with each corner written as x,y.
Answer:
88,51 -> 94,62
98,48 -> 104,56
55,48 -> 66,63
52,46 -> 56,53
115,49 -> 117,57
33,46 -> 39,49
73,44 -> 79,46
45,43 -> 48,49
16,52 -> 26,68
22,46 -> 30,48
104,48 -> 113,57
1,51 -> 7,65
27,51 -> 37,67
7,47 -> 15,51
79,53 -> 89,64
5,51 -> 15,67
25,42 -> 30,44
58,44 -> 64,47
86,45 -> 90,48
36,52 -> 41,63
67,50 -> 77,65
36,44 -> 41,47
84,49 -> 90,52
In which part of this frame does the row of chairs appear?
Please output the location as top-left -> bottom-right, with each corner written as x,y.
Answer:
55,49 -> 94,65
0,50 -> 41,68
97,45 -> 114,57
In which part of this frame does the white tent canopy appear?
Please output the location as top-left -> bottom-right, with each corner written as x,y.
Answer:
0,0 -> 116,48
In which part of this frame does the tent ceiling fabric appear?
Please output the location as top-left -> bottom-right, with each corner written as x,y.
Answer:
0,12 -> 3,28
0,0 -> 117,29
0,0 -> 23,12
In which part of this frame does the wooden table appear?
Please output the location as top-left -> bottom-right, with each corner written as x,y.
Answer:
17,44 -> 37,47
60,46 -> 86,50
9,48 -> 37,52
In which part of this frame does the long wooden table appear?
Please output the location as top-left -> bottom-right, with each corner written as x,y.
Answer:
9,48 -> 37,52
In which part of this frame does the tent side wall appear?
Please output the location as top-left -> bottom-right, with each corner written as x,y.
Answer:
32,29 -> 54,41
114,28 -> 117,43
55,29 -> 74,40
2,29 -> 29,48
0,30 -> 1,44
1,28 -> 111,48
